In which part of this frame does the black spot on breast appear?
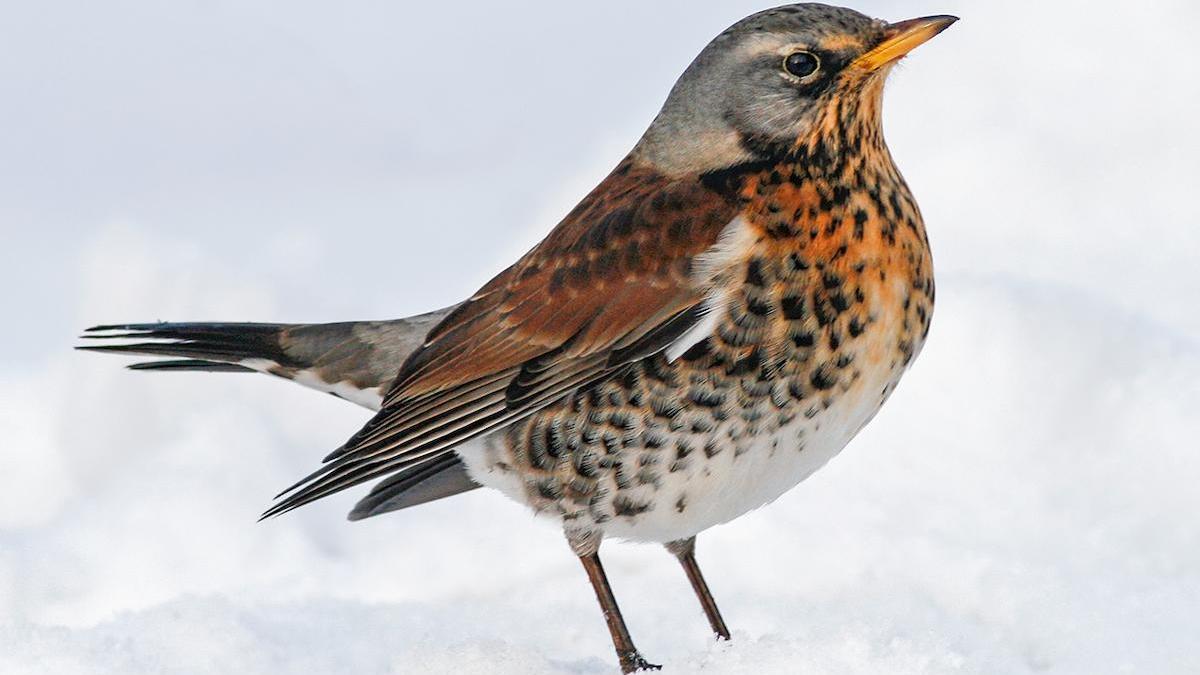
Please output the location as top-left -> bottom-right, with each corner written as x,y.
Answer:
601,433 -> 620,454
747,297 -> 772,317
791,331 -> 815,348
638,427 -> 667,449
810,364 -> 837,390
535,479 -> 562,501
636,467 -> 662,488
813,296 -> 833,327
613,462 -> 635,489
726,351 -> 764,377
781,295 -> 806,320
567,478 -> 595,501
687,388 -> 725,408
832,185 -> 851,206
848,317 -> 865,337
767,220 -> 796,238
853,208 -> 868,240
573,450 -> 600,478
651,397 -> 682,421
822,272 -> 843,290
614,496 -> 653,517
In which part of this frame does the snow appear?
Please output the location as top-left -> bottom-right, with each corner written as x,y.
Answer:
2,1 -> 1199,673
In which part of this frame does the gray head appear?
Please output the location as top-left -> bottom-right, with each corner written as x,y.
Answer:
636,4 -> 956,175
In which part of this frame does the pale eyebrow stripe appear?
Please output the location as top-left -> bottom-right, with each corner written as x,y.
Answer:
816,34 -> 866,52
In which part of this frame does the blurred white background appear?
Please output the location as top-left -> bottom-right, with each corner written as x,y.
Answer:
1,1 -> 1198,673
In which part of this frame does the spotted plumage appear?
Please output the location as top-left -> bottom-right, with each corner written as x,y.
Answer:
465,99 -> 935,545
82,5 -> 955,672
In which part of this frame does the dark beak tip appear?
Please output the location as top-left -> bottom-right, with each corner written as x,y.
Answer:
924,15 -> 961,34
888,14 -> 960,31
881,14 -> 960,44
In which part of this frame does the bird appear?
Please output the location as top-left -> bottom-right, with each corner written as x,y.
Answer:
79,4 -> 956,672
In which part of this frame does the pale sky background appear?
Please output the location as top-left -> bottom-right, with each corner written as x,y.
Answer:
1,1 -> 1198,673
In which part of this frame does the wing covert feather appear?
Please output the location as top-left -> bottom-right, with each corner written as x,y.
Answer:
263,159 -> 740,517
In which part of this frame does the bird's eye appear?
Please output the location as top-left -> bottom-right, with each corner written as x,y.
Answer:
783,51 -> 820,78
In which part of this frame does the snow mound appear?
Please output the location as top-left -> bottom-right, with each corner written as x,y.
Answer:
3,271 -> 1198,674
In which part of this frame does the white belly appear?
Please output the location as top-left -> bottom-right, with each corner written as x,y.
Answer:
606,362 -> 899,543
457,355 -> 905,545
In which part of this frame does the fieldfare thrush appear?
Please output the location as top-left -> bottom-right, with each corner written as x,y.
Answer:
82,4 -> 956,671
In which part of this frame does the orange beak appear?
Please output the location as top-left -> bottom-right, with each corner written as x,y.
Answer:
853,15 -> 958,71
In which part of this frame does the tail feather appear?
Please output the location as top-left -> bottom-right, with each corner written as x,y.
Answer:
127,359 -> 255,373
80,309 -> 484,516
79,322 -> 294,369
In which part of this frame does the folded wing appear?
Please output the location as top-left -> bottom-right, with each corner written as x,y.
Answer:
263,160 -> 740,518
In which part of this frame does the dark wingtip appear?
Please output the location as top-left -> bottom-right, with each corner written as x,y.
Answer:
321,444 -> 349,463
259,502 -> 288,521
259,499 -> 304,521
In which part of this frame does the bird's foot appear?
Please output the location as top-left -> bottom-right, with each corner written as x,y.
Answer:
619,650 -> 661,673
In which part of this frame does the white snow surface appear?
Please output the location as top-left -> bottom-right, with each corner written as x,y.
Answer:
2,1 -> 1199,673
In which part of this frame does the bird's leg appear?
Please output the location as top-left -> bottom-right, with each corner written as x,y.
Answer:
569,528 -> 660,673
665,537 -> 730,640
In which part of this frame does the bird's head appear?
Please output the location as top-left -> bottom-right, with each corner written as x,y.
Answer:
637,3 -> 957,175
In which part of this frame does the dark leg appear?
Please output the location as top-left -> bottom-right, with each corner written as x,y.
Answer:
666,537 -> 731,640
578,552 -> 661,673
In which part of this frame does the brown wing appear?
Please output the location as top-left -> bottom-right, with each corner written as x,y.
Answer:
262,159 -> 739,518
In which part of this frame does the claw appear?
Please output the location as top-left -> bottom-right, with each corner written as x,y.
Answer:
620,651 -> 662,673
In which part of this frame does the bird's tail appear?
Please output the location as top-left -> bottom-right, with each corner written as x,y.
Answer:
78,308 -> 457,410
79,322 -> 292,374
78,308 -> 483,518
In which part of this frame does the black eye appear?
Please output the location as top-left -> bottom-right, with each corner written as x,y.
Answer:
783,51 -> 820,78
